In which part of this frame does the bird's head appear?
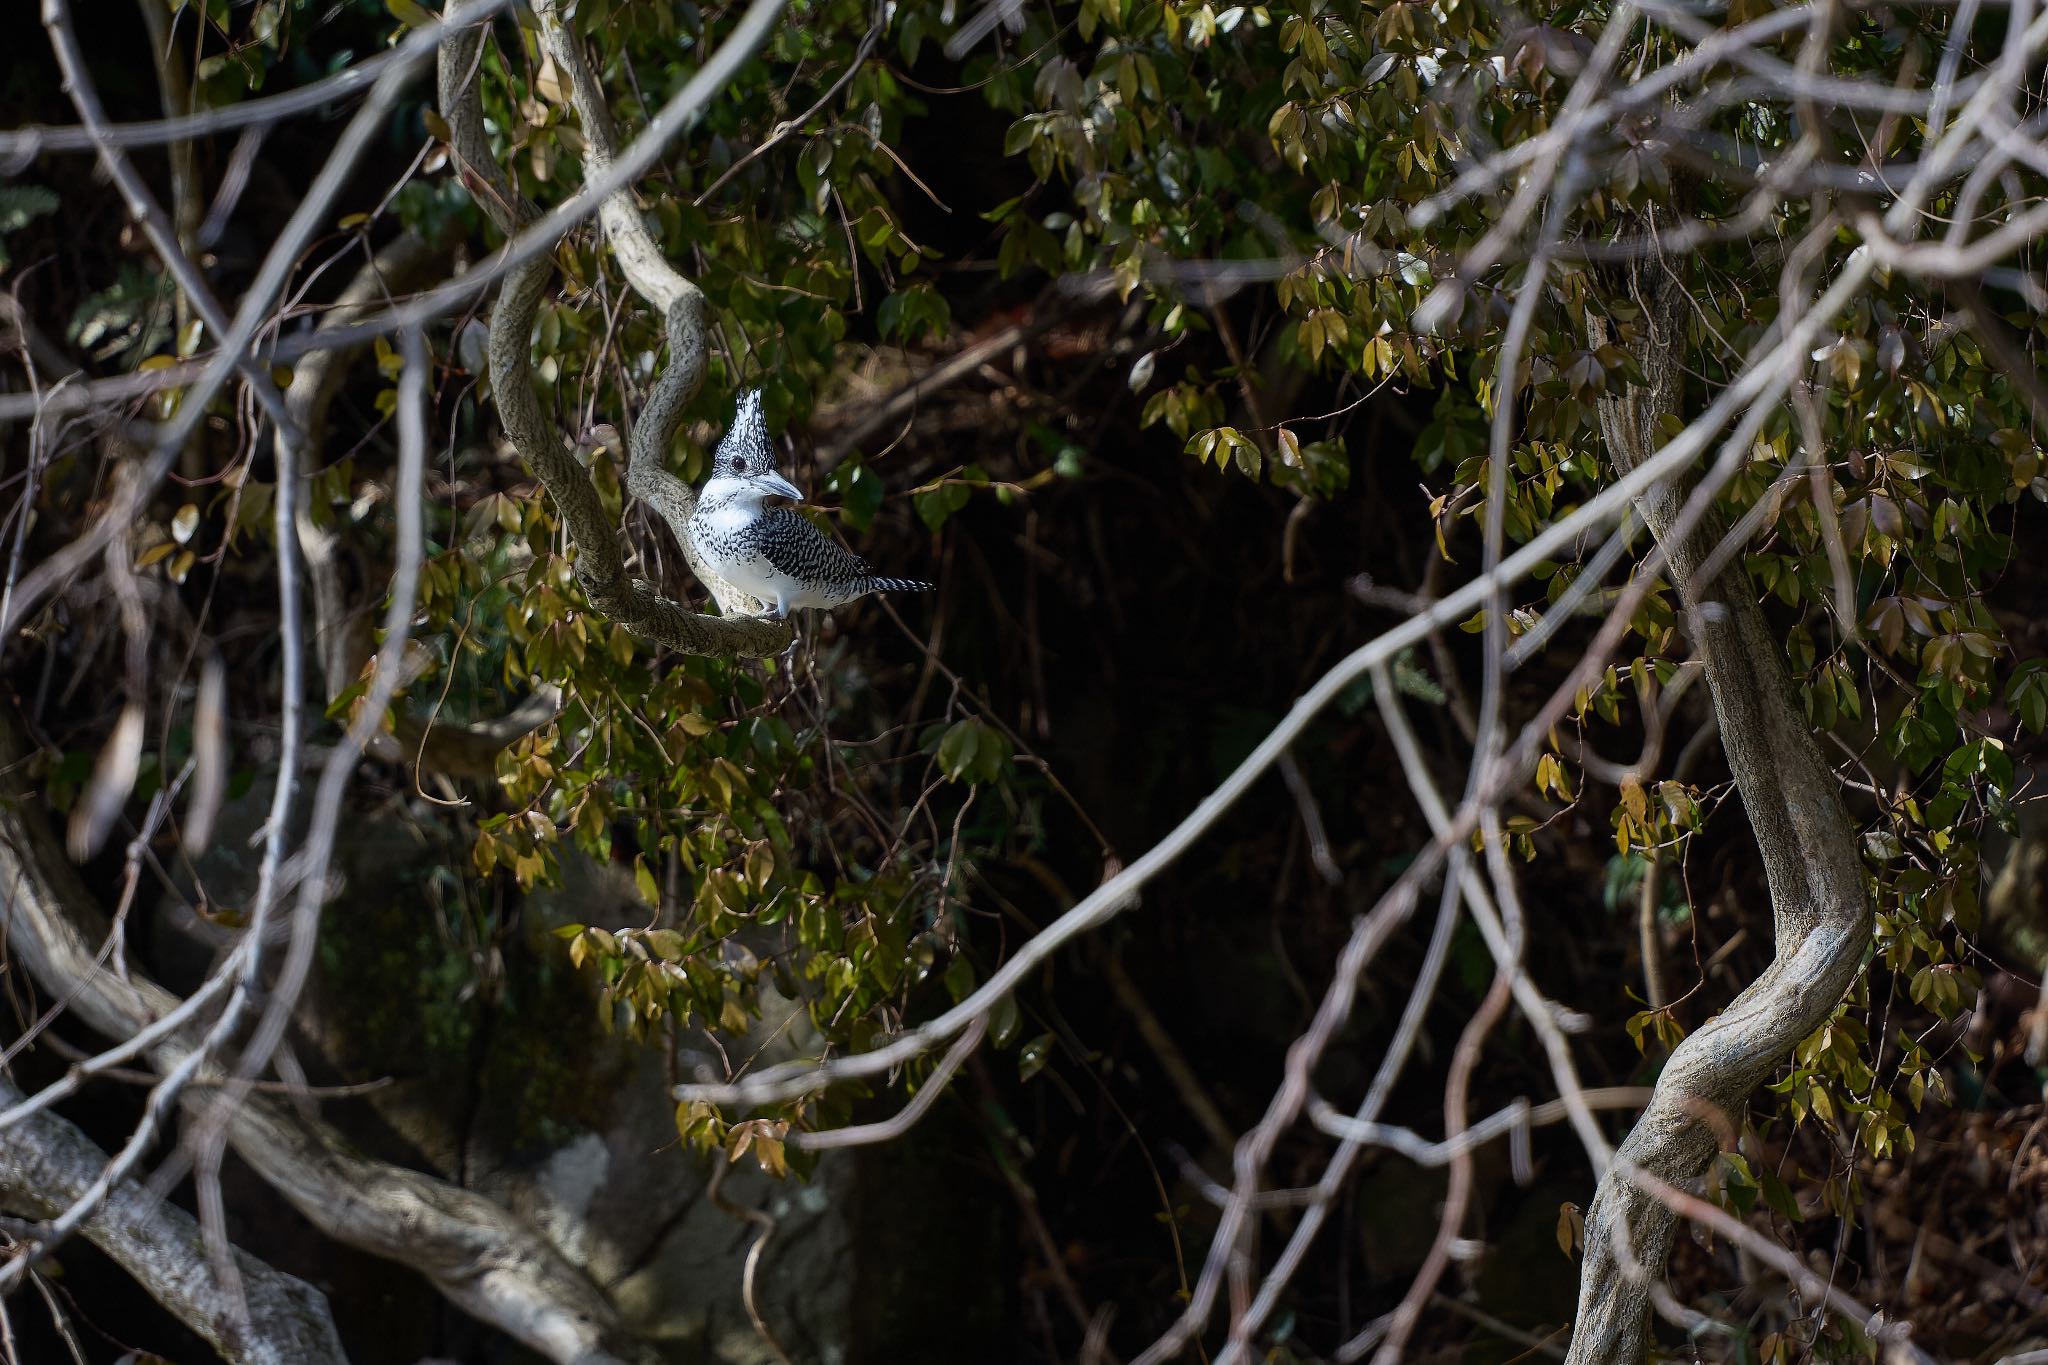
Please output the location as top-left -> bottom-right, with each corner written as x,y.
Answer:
707,389 -> 804,503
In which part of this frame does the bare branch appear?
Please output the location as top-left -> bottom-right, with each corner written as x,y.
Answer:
282,230 -> 456,702
676,226 -> 1878,1117
0,38 -> 416,161
1,0 -> 510,646
39,0 -> 293,437
1306,1088 -> 1657,1164
791,1016 -> 987,1150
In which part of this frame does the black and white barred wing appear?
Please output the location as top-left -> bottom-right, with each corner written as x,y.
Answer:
756,507 -> 873,591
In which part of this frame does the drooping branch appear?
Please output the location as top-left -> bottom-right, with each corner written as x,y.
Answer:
1567,268 -> 1873,1364
437,0 -> 790,652
0,1076 -> 349,1365
0,714 -> 660,1365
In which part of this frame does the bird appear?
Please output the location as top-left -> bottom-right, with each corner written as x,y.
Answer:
687,390 -> 933,619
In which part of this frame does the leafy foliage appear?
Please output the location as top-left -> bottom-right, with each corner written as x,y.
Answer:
297,0 -> 2040,1183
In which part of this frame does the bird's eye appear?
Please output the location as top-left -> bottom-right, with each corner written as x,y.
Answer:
732,457 -> 748,474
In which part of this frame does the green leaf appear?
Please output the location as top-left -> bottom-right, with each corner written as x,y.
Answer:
0,185 -> 59,236
2006,658 -> 2048,733
324,676 -> 370,721
825,461 -> 886,533
988,993 -> 1021,1049
935,717 -> 1009,783
877,285 -> 951,344
1003,116 -> 1040,157
914,480 -> 972,533
1018,1032 -> 1054,1081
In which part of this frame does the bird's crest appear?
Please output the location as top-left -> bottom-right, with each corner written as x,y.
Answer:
715,388 -> 772,475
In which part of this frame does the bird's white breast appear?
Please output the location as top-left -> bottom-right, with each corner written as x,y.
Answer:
698,500 -> 758,541
691,495 -> 805,611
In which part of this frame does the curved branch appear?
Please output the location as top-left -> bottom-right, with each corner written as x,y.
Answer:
531,0 -> 775,617
0,714 -> 658,1365
1568,270 -> 1872,1365
437,0 -> 790,652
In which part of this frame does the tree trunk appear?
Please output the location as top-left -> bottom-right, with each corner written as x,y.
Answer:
1567,270 -> 1872,1363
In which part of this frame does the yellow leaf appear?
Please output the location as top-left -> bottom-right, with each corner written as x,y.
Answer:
1556,1203 -> 1583,1259
1619,776 -> 1647,823
754,1133 -> 787,1179
719,994 -> 748,1033
534,52 -> 567,104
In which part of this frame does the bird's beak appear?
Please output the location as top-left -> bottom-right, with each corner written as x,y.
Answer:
761,472 -> 805,503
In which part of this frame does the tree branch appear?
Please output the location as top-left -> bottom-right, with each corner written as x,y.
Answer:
532,0 -> 783,618
438,0 -> 791,650
283,229 -> 455,702
0,0 -> 498,645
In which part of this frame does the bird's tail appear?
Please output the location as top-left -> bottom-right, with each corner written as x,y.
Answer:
868,576 -> 934,594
